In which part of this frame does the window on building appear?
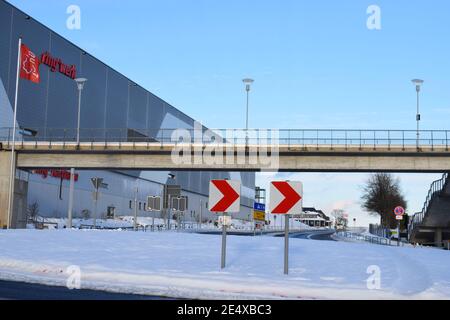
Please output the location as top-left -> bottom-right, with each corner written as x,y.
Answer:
139,202 -> 142,210
129,200 -> 132,209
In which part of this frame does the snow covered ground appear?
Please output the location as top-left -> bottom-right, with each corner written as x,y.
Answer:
0,229 -> 449,300
29,216 -> 262,231
28,216 -> 311,232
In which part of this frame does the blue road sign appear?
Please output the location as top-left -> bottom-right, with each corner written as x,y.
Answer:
254,202 -> 266,211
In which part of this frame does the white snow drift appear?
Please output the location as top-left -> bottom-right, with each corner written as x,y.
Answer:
0,229 -> 448,299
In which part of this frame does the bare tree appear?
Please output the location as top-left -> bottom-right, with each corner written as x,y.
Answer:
361,173 -> 407,229
27,202 -> 39,223
331,209 -> 348,230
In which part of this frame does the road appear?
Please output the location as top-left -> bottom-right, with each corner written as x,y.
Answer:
0,280 -> 175,300
290,229 -> 336,241
197,229 -> 336,241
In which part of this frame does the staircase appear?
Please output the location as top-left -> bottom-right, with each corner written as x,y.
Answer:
408,173 -> 450,243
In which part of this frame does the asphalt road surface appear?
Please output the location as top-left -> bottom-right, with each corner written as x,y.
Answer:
0,280 -> 175,300
289,230 -> 337,241
197,229 -> 336,241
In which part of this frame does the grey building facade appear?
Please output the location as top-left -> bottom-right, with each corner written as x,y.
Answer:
0,0 -> 255,226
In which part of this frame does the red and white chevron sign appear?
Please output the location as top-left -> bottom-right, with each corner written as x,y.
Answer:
208,180 -> 241,213
269,181 -> 303,215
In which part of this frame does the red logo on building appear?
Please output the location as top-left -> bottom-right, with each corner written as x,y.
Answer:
40,52 -> 77,80
20,44 -> 40,84
33,169 -> 79,182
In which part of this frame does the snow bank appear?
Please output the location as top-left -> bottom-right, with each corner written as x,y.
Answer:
0,229 -> 448,300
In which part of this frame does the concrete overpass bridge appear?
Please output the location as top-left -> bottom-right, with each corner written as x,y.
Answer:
1,127 -> 450,228
1,127 -> 450,172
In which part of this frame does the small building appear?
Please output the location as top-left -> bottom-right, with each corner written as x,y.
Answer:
293,207 -> 332,228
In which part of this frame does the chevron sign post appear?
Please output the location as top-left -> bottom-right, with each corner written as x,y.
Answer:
209,180 -> 241,269
270,181 -> 303,275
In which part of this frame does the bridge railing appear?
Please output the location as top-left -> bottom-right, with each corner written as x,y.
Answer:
408,173 -> 450,238
1,127 -> 450,149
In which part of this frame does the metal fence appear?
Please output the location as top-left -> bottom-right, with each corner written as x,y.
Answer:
336,231 -> 394,246
408,173 -> 449,237
1,127 -> 450,149
369,224 -> 390,238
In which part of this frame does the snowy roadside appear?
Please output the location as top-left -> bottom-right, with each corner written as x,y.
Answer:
0,229 -> 449,300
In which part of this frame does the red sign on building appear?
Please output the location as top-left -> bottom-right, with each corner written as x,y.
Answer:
40,52 -> 77,80
20,44 -> 40,84
33,169 -> 79,182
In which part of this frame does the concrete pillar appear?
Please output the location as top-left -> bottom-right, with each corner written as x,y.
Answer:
0,151 -> 14,229
434,228 -> 443,248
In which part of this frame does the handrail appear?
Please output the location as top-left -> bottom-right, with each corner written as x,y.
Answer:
408,173 -> 449,237
1,127 -> 450,149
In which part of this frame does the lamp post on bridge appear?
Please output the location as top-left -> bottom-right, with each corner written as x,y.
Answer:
411,79 -> 424,149
67,77 -> 88,229
242,78 -> 254,145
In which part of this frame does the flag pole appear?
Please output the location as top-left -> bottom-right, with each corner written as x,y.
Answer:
7,37 -> 22,229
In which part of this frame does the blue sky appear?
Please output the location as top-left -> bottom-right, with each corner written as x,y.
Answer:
8,0 -> 449,225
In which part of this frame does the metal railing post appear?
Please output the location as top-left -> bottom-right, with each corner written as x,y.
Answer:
288,130 -> 291,150
316,130 -> 319,150
63,129 -> 66,149
373,131 -> 376,150
388,130 -> 391,150
446,131 -> 449,151
431,131 -> 434,151
345,131 -> 348,150
359,130 -> 362,150
402,131 -> 405,151
330,130 -> 333,150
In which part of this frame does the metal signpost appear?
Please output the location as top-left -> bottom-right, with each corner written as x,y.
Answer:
269,181 -> 303,275
208,180 -> 241,269
133,187 -> 139,231
147,196 -> 162,231
90,178 -> 108,228
163,185 -> 181,230
394,206 -> 405,247
253,202 -> 266,236
171,196 -> 188,231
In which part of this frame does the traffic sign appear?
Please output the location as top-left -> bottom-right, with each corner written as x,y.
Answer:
147,196 -> 161,211
396,215 -> 403,220
253,210 -> 265,221
254,202 -> 266,212
218,215 -> 232,226
171,196 -> 188,212
269,181 -> 303,215
394,206 -> 405,216
208,180 -> 240,213
91,178 -> 108,190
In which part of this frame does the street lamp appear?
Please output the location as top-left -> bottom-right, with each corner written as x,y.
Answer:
67,77 -> 87,229
75,78 -> 88,144
242,78 -> 254,144
411,79 -> 424,149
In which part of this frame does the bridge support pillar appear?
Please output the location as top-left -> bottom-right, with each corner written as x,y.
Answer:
434,228 -> 443,247
0,151 -> 15,229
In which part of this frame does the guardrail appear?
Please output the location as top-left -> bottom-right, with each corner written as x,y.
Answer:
336,231 -> 394,246
1,127 -> 450,150
408,173 -> 449,237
